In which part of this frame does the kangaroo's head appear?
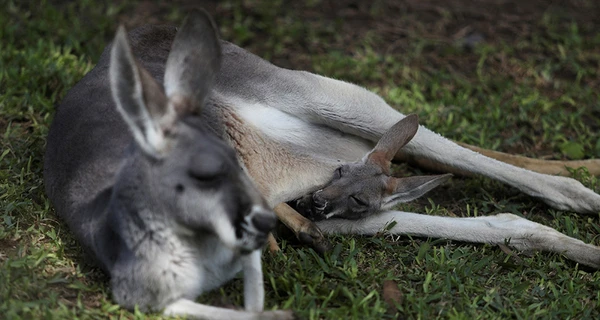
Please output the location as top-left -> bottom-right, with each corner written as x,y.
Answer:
110,10 -> 275,253
297,115 -> 452,221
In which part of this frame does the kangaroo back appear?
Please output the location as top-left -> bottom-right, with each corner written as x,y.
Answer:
44,25 -> 178,256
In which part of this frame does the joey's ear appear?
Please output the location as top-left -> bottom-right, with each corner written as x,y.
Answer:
366,114 -> 419,174
164,9 -> 221,114
110,26 -> 170,157
382,173 -> 452,209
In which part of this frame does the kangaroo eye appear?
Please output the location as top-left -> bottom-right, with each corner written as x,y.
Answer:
189,169 -> 221,182
350,195 -> 367,207
189,165 -> 223,181
189,155 -> 226,181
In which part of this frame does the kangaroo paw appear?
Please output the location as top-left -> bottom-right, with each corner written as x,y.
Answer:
274,202 -> 331,253
297,221 -> 332,254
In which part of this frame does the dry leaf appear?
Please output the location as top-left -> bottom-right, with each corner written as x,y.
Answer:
383,280 -> 403,310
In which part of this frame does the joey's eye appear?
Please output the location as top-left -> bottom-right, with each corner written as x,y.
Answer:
350,195 -> 368,207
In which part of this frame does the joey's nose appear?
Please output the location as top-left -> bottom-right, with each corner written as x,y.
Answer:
312,190 -> 329,211
251,212 -> 277,233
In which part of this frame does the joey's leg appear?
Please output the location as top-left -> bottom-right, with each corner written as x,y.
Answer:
397,128 -> 600,214
316,210 -> 600,268
398,139 -> 600,179
454,142 -> 600,177
394,150 -> 476,177
274,203 -> 331,253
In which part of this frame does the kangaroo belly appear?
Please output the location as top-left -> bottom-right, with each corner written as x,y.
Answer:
213,101 -> 370,204
236,101 -> 372,162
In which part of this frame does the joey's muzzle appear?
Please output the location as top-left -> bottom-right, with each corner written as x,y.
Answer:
294,192 -> 329,221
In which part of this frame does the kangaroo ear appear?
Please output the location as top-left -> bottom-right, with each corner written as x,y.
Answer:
382,173 -> 452,209
110,26 -> 169,157
366,114 -> 419,174
164,9 -> 221,115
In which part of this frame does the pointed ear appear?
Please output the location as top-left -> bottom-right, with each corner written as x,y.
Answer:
382,173 -> 452,209
366,114 -> 419,174
110,26 -> 170,157
164,9 -> 221,114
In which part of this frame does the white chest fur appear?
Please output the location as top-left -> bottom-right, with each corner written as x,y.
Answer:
236,100 -> 372,162
215,99 -> 372,205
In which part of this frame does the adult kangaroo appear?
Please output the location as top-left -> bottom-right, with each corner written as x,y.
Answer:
191,14 -> 600,267
44,10 -> 293,320
45,8 -> 600,317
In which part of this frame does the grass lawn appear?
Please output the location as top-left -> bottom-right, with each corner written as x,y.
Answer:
1,0 -> 599,319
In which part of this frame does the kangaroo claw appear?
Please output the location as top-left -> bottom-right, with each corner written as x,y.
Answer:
297,222 -> 331,254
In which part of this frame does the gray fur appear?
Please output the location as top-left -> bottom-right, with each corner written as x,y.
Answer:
45,8 -> 600,320
295,116 -> 452,221
44,10 -> 291,319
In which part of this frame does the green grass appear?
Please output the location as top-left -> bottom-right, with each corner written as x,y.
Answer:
1,0 -> 599,319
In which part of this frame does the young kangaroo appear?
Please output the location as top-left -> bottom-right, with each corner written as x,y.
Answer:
44,10 -> 292,319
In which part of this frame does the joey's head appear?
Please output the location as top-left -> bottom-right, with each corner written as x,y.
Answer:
110,10 -> 275,253
296,114 -> 452,221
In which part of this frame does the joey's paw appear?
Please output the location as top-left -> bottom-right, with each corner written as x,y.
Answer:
297,222 -> 331,254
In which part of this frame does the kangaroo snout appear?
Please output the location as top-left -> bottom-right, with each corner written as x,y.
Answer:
233,205 -> 276,253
